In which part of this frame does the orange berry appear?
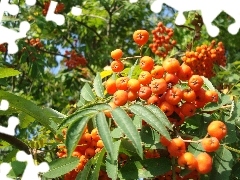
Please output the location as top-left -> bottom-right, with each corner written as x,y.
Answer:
207,120 -> 227,140
105,78 -> 117,95
167,138 -> 186,157
150,78 -> 167,95
111,60 -> 124,72
97,140 -> 104,149
178,152 -> 198,171
140,56 -> 154,71
182,88 -> 196,103
138,86 -> 152,100
138,71 -> 152,85
188,75 -> 204,91
111,49 -> 123,60
133,30 -> 149,46
116,77 -> 129,90
91,128 -> 100,141
160,135 -> 171,146
196,152 -> 212,174
164,87 -> 183,105
180,102 -> 196,117
113,90 -> 128,106
85,147 -> 95,158
159,101 -> 174,116
201,137 -> 220,152
162,58 -> 180,74
127,79 -> 141,92
204,90 -> 219,103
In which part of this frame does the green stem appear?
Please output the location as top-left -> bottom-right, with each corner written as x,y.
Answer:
223,144 -> 240,154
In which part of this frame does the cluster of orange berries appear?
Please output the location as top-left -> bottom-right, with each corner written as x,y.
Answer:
64,50 -> 87,69
42,1 -> 65,16
159,120 -> 227,177
149,22 -> 177,58
56,127 -> 106,180
181,40 -> 226,78
106,54 -> 219,126
25,38 -> 43,49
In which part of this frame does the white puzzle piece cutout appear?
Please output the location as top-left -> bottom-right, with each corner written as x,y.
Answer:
25,0 -> 36,6
71,6 -> 82,16
129,0 -> 240,37
0,0 -> 31,54
0,116 -> 19,136
0,163 -> 13,180
45,0 -> 65,26
0,99 -> 19,136
16,151 -> 49,180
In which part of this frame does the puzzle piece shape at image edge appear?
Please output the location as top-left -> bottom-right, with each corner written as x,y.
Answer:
45,1 -> 65,25
16,151 -> 49,180
0,116 -> 20,136
0,0 -> 31,54
149,0 -> 240,37
0,99 -> 19,136
0,163 -> 13,180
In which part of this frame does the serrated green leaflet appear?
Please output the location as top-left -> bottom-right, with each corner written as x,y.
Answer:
58,108 -> 98,128
96,112 -> 114,161
0,67 -> 21,78
0,90 -> 58,133
111,107 -> 143,159
66,116 -> 90,157
93,72 -> 104,98
42,157 -> 79,178
208,146 -> 233,180
129,104 -> 171,140
128,59 -> 139,78
88,148 -> 106,180
106,140 -> 121,180
202,76 -> 215,90
76,158 -> 94,180
145,104 -> 173,130
81,82 -> 96,101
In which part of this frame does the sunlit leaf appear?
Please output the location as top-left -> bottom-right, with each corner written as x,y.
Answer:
93,72 -> 104,98
111,107 -> 143,158
66,116 -> 90,157
43,157 -> 79,178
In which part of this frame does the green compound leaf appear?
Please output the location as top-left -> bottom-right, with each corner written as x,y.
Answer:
111,107 -> 143,159
145,104 -> 173,131
106,140 -> 121,180
0,67 -> 21,78
202,76 -> 215,90
129,104 -> 171,140
58,108 -> 98,128
66,116 -> 90,157
96,111 -> 114,161
88,148 -> 106,180
42,157 -> 79,178
81,82 -> 96,101
0,90 -> 58,133
93,72 -> 104,98
118,157 -> 171,179
206,146 -> 234,180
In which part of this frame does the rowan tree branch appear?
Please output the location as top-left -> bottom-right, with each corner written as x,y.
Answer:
0,133 -> 31,154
